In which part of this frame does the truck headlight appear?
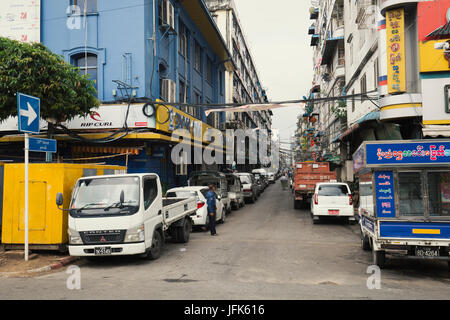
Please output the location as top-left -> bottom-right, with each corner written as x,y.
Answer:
125,224 -> 145,243
68,228 -> 83,245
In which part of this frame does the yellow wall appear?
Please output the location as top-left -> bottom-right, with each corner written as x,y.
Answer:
1,164 -> 125,246
419,40 -> 450,73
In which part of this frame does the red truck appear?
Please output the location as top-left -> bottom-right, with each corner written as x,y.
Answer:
293,162 -> 337,209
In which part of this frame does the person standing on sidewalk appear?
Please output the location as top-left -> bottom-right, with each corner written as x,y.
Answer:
205,184 -> 218,236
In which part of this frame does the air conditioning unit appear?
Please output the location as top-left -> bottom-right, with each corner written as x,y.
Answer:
161,0 -> 175,30
161,79 -> 176,103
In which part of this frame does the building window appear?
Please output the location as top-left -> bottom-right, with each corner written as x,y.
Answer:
351,89 -> 355,113
360,74 -> 367,102
179,20 -> 188,58
219,70 -> 224,95
72,53 -> 98,93
374,58 -> 379,90
72,0 -> 97,13
194,41 -> 203,74
192,91 -> 202,118
206,56 -> 213,84
179,80 -> 188,112
206,99 -> 215,127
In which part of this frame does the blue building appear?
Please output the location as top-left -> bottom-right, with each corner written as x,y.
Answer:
39,0 -> 233,189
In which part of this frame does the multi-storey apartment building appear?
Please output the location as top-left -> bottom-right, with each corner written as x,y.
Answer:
0,0 -> 233,189
204,0 -> 273,171
303,0 -> 350,180
204,0 -> 271,130
300,0 -> 450,184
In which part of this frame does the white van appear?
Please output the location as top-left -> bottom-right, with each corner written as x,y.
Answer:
310,182 -> 356,224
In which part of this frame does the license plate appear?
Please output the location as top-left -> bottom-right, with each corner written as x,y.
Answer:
415,247 -> 439,258
95,247 -> 112,255
328,210 -> 339,215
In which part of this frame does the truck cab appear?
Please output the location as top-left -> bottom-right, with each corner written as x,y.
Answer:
57,174 -> 196,260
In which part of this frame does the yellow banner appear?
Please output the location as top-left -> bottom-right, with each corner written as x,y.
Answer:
386,8 -> 406,94
155,102 -> 224,148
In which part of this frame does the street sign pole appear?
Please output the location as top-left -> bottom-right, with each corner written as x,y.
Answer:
17,92 -> 40,262
24,133 -> 29,261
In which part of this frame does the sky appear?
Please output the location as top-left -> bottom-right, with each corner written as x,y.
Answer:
233,0 -> 314,144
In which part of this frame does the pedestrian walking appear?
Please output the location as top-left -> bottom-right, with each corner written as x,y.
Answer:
280,174 -> 288,190
205,184 -> 218,236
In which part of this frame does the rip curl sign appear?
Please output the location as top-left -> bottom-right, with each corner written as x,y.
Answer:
366,142 -> 450,165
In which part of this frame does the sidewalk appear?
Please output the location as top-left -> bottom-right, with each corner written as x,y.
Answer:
0,248 -> 80,278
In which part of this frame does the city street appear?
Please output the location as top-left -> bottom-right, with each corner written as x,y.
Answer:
1,181 -> 449,300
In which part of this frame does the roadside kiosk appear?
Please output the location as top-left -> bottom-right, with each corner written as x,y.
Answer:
354,140 -> 450,268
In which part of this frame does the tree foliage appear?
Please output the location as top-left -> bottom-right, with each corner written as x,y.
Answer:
0,37 -> 99,123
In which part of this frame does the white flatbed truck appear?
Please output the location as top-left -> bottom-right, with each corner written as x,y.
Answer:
56,173 -> 197,260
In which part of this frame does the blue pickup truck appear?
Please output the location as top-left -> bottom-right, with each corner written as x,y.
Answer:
354,140 -> 450,269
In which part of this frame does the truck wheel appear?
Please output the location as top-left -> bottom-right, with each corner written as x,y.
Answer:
361,231 -> 371,251
373,250 -> 386,268
312,217 -> 320,224
146,230 -> 163,260
176,218 -> 191,243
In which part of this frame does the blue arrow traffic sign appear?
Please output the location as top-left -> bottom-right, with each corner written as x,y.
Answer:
17,93 -> 40,134
29,137 -> 57,153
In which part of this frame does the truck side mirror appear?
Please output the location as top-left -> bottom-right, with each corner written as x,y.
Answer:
56,192 -> 64,206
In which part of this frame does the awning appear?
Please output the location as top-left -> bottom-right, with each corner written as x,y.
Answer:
72,146 -> 140,155
321,36 -> 344,66
357,111 -> 380,124
331,111 -> 380,143
422,125 -> 450,137
426,21 -> 450,38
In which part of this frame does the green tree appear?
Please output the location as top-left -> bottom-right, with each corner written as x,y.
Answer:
0,37 -> 99,123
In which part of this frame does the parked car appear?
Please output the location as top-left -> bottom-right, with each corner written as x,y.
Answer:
310,182 -> 356,224
224,173 -> 245,210
252,169 -> 267,190
188,171 -> 231,215
166,186 -> 226,226
236,172 -> 258,203
267,172 -> 276,184
254,176 -> 263,197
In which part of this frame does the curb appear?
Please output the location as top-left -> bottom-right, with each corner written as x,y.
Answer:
0,256 -> 80,276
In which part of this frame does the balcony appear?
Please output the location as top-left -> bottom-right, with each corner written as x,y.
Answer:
309,7 -> 319,20
310,34 -> 319,47
320,36 -> 344,66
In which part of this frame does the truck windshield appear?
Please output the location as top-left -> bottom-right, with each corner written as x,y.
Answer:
71,176 -> 140,217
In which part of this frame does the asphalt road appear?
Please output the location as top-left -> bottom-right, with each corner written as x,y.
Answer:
1,181 -> 449,299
